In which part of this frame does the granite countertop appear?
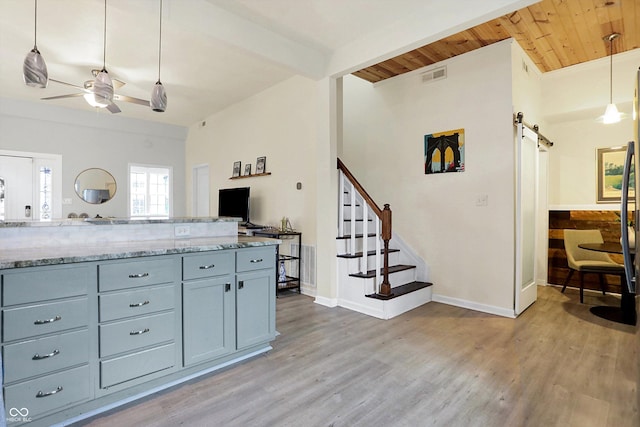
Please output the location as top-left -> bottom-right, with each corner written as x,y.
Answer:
0,217 -> 241,228
0,235 -> 280,269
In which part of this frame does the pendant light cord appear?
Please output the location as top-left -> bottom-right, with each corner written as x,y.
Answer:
609,37 -> 613,104
157,0 -> 163,82
33,0 -> 38,48
102,0 -> 107,70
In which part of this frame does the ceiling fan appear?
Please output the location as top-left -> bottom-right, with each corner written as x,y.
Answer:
42,70 -> 150,114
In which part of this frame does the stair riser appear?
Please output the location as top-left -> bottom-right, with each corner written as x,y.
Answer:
354,268 -> 417,289
343,221 -> 377,235
343,252 -> 401,273
336,236 -> 382,254
342,209 -> 371,221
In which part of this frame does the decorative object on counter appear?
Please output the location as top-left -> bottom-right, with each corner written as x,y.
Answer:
68,212 -> 78,218
232,161 -> 241,177
150,0 -> 167,112
602,33 -> 621,124
256,156 -> 266,174
424,128 -> 465,174
23,0 -> 48,88
597,146 -> 634,203
278,260 -> 287,283
244,163 -> 251,176
280,217 -> 293,232
79,212 -> 89,218
74,168 -> 117,204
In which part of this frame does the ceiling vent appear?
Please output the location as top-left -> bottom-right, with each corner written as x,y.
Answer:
421,66 -> 447,83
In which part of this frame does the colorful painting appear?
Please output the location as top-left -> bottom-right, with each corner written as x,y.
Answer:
597,146 -> 635,203
424,128 -> 465,174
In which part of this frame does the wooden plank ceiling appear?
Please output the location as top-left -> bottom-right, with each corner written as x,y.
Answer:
353,0 -> 640,83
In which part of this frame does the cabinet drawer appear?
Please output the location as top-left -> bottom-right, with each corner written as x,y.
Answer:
99,311 -> 175,357
99,257 -> 177,292
99,284 -> 175,322
100,343 -> 175,388
4,364 -> 90,421
3,297 -> 89,342
236,247 -> 275,272
3,329 -> 90,383
183,252 -> 234,280
3,265 -> 90,306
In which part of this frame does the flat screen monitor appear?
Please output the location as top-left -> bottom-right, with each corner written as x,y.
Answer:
218,187 -> 250,224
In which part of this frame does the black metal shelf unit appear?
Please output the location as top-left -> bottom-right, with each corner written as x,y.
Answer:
252,230 -> 302,295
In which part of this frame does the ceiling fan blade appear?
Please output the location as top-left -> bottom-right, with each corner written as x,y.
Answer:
41,93 -> 84,101
114,94 -> 150,107
113,79 -> 125,89
106,102 -> 121,113
49,78 -> 86,90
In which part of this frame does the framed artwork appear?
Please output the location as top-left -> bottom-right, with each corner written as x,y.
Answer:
232,161 -> 241,177
244,163 -> 252,176
256,156 -> 266,174
424,128 -> 465,174
597,146 -> 635,203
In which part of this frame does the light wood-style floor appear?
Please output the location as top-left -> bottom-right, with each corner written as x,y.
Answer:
76,286 -> 639,427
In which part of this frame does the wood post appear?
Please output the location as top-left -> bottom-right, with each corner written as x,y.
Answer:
379,204 -> 392,297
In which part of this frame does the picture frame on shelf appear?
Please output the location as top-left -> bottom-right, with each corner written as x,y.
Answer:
256,156 -> 266,174
244,163 -> 252,176
232,161 -> 241,177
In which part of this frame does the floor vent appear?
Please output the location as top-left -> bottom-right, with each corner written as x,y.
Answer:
290,244 -> 316,287
421,66 -> 447,83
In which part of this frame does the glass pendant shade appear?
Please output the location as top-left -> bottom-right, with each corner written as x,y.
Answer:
23,48 -> 48,87
93,70 -> 114,106
603,103 -> 621,124
150,81 -> 167,112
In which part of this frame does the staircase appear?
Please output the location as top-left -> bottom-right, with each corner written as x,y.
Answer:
336,159 -> 432,319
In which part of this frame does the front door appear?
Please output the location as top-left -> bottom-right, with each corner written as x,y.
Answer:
0,155 -> 33,220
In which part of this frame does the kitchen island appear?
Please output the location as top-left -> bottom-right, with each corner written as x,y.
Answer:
0,218 -> 278,427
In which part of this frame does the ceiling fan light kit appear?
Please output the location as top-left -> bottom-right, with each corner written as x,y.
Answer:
602,32 -> 621,124
150,0 -> 167,112
23,0 -> 48,88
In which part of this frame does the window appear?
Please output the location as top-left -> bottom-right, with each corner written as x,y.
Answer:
129,165 -> 172,217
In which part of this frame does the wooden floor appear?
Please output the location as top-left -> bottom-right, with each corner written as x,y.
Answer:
76,286 -> 639,427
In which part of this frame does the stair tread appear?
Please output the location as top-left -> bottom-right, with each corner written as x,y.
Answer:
349,264 -> 415,278
337,248 -> 400,258
365,281 -> 433,300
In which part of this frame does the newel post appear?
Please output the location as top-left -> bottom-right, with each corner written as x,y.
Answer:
379,204 -> 392,296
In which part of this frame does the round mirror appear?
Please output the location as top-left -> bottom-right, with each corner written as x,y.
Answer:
74,168 -> 117,204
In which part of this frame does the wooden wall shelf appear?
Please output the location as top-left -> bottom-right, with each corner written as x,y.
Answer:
229,172 -> 271,180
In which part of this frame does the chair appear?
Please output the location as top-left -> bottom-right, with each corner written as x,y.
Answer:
562,229 -> 625,303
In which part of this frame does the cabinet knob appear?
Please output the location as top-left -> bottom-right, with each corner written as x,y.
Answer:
225,283 -> 231,292
238,281 -> 244,290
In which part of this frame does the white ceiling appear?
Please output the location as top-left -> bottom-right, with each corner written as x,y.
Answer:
0,0 -> 535,128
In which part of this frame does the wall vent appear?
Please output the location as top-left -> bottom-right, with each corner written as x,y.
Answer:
421,66 -> 447,83
290,243 -> 316,287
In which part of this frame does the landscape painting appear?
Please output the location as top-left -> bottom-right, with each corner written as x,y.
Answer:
597,146 -> 635,203
424,128 -> 465,174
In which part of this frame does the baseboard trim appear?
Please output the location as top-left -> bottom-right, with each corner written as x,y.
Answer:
338,299 -> 385,319
432,293 -> 516,318
314,295 -> 338,307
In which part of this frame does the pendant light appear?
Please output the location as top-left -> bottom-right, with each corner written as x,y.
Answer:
150,0 -> 167,112
603,33 -> 621,124
93,0 -> 114,108
23,0 -> 48,88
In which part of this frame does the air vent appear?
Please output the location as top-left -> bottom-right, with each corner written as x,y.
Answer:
421,66 -> 447,83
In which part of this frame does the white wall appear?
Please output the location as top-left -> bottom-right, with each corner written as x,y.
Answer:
543,49 -> 640,209
342,40 -> 516,312
0,98 -> 187,218
185,76 -> 318,248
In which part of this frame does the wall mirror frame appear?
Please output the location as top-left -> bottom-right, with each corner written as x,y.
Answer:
74,168 -> 117,204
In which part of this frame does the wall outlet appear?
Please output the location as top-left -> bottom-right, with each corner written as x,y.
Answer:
174,225 -> 190,237
476,194 -> 488,207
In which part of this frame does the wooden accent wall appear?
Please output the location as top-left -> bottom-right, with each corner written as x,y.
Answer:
548,210 -> 631,294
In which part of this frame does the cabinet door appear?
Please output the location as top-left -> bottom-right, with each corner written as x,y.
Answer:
182,275 -> 235,366
236,270 -> 275,350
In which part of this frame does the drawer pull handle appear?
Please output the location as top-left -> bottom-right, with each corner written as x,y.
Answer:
128,272 -> 149,278
225,283 -> 231,292
238,280 -> 244,290
250,258 -> 263,263
130,328 -> 150,335
199,264 -> 215,270
34,315 -> 61,325
129,300 -> 150,308
32,349 -> 60,360
36,386 -> 63,398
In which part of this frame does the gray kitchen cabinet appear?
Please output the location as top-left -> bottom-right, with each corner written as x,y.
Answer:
236,269 -> 275,350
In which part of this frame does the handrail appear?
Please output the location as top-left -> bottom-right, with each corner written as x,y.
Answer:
337,158 -> 392,296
